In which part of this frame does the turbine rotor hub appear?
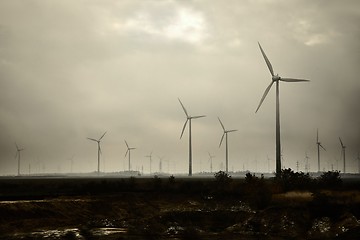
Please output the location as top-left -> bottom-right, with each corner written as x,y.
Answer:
272,74 -> 281,81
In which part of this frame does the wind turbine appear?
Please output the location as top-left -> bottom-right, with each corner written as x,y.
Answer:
178,98 -> 206,176
145,151 -> 153,174
208,152 -> 215,173
255,42 -> 309,174
218,117 -> 237,173
158,155 -> 165,173
87,132 -> 106,174
68,155 -> 75,173
15,143 -> 24,176
339,137 -> 346,173
357,153 -> 360,174
125,140 -> 136,171
316,129 -> 326,172
305,152 -> 310,173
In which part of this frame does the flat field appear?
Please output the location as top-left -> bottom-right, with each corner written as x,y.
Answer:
0,175 -> 360,239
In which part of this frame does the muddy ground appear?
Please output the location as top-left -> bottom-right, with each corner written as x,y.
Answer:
0,176 -> 360,239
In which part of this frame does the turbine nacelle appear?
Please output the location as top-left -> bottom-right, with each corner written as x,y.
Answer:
272,74 -> 280,81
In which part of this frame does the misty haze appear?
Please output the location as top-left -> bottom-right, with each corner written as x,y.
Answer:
0,0 -> 360,239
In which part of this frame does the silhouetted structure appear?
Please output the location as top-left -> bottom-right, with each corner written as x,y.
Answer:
178,98 -> 206,176
255,42 -> 309,175
208,152 -> 215,173
125,140 -> 136,171
15,143 -> 24,176
217,117 -> 237,173
87,132 -> 106,174
339,137 -> 346,173
316,129 -> 326,172
145,151 -> 153,174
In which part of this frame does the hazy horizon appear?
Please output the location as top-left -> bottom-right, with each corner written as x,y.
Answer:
1,0 -> 360,175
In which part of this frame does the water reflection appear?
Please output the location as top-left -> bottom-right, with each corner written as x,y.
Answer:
10,227 -> 127,239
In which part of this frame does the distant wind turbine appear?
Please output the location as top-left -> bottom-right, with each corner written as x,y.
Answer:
158,155 -> 165,173
15,143 -> 24,176
316,129 -> 326,172
208,152 -> 215,173
68,155 -> 75,173
255,42 -> 309,174
305,152 -> 310,173
125,140 -> 136,171
339,137 -> 346,173
218,117 -> 237,173
357,153 -> 360,174
87,132 -> 106,173
178,98 -> 206,176
145,151 -> 153,174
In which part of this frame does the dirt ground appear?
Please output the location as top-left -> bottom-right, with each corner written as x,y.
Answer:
0,176 -> 360,239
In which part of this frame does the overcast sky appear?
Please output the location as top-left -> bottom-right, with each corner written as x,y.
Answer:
1,0 -> 359,175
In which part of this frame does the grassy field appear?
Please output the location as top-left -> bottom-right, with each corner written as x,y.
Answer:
0,171 -> 360,239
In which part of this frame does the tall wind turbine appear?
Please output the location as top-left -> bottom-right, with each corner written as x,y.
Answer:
87,132 -> 106,173
125,140 -> 136,171
15,143 -> 24,176
357,153 -> 360,174
316,129 -> 326,172
178,98 -> 206,176
145,151 -> 153,174
255,42 -> 309,174
208,152 -> 215,173
339,137 -> 346,173
218,117 -> 237,173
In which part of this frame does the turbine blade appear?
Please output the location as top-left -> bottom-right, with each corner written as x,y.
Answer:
218,117 -> 225,131
15,142 -> 19,151
280,78 -> 310,82
258,42 -> 274,76
320,144 -> 326,151
180,119 -> 188,139
125,149 -> 129,157
178,98 -> 189,117
87,138 -> 98,142
227,129 -> 238,133
125,140 -> 129,148
339,137 -> 344,147
192,115 -> 206,119
219,133 -> 225,148
99,146 -> 102,155
255,81 -> 274,113
99,131 -> 107,141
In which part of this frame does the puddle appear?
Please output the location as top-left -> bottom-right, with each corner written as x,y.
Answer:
0,199 -> 90,204
92,227 -> 127,236
9,227 -> 127,239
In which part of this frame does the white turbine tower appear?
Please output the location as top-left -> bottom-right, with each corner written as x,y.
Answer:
316,129 -> 326,172
145,151 -> 153,174
218,117 -> 237,173
178,98 -> 206,176
255,42 -> 309,174
125,140 -> 136,171
339,137 -> 346,173
15,143 -> 24,176
87,131 -> 106,174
